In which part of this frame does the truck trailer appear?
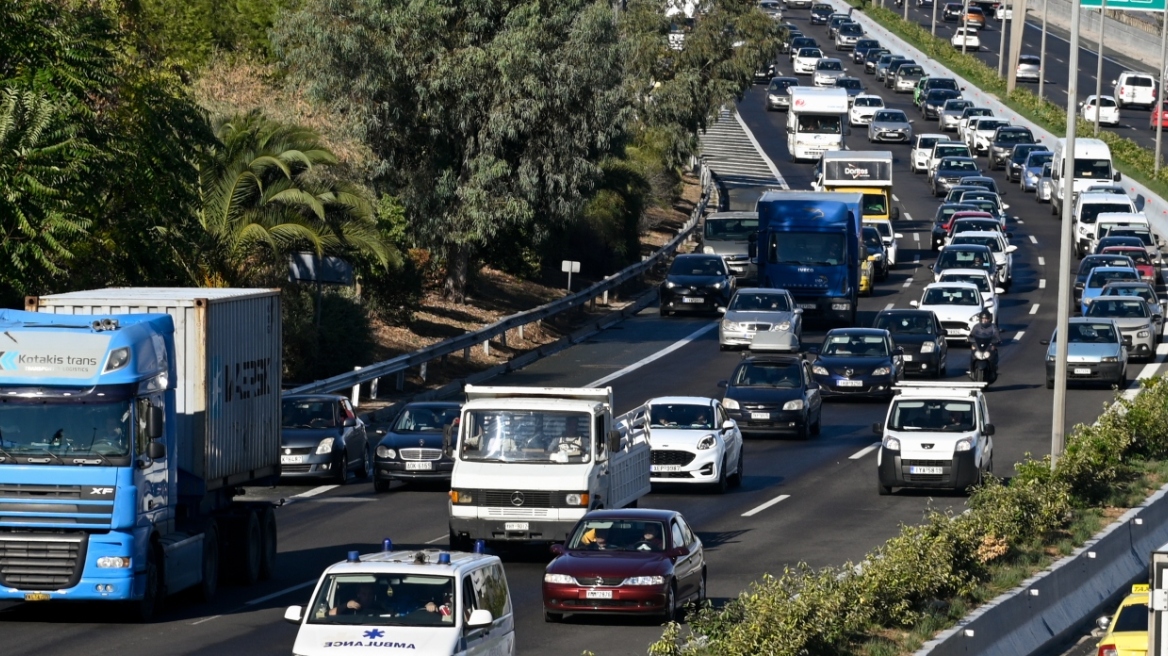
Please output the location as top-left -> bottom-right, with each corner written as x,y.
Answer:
1,288 -> 282,620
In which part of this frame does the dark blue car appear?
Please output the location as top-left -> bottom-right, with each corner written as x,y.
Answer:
809,328 -> 904,400
373,402 -> 461,491
720,354 -> 823,439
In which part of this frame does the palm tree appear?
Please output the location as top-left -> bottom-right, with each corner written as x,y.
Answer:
198,110 -> 392,283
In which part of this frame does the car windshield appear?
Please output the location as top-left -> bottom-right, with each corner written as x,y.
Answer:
1027,153 -> 1053,167
818,60 -> 842,71
874,111 -> 907,122
648,403 -> 714,429
392,406 -> 460,432
1063,323 -> 1119,344
768,231 -> 845,265
460,410 -> 591,464
873,313 -> 936,335
1087,299 -> 1149,317
306,573 -> 456,627
900,66 -> 923,76
995,130 -> 1032,144
1108,230 -> 1154,246
863,228 -> 882,248
929,79 -> 960,91
568,519 -> 668,552
1078,203 -> 1133,223
977,120 -> 1008,132
942,159 -> 979,172
938,250 -> 992,271
837,78 -> 862,89
964,109 -> 993,118
917,137 -> 942,150
768,80 -> 794,92
1103,285 -> 1154,303
840,25 -> 863,35
965,199 -> 998,213
1089,97 -> 1118,108
888,400 -> 975,431
1089,270 -> 1139,288
1103,249 -> 1150,264
945,100 -> 973,111
730,291 -> 791,311
732,361 -> 803,387
798,48 -> 822,57
798,114 -> 842,133
821,334 -> 889,357
283,399 -> 338,428
936,146 -> 970,158
952,236 -> 1002,252
855,97 -> 883,107
670,257 -> 725,276
0,394 -> 133,464
922,287 -> 980,305
941,274 -> 991,292
704,217 -> 758,240
1074,158 -> 1113,178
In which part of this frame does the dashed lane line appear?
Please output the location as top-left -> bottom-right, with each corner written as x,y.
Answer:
742,494 -> 791,517
1029,235 -> 1039,245
850,443 -> 881,459
1038,256 -> 1046,266
1039,279 -> 1047,289
1030,304 -> 1040,315
1013,330 -> 1026,343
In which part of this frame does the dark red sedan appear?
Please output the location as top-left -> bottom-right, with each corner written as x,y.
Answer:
542,509 -> 705,623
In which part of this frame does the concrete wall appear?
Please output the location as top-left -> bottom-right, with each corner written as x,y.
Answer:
1030,0 -> 1164,73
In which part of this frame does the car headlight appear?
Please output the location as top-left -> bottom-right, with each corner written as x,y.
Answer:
696,435 -> 717,450
722,320 -> 740,331
712,281 -> 725,289
564,492 -> 590,506
954,438 -> 974,452
723,398 -> 740,410
450,490 -> 475,504
769,94 -> 780,101
622,576 -> 666,586
920,341 -> 936,353
1139,329 -> 1151,338
702,246 -> 715,254
882,436 -> 900,451
376,446 -> 396,459
665,281 -> 677,289
774,321 -> 792,331
872,366 -> 891,376
315,437 -> 335,454
96,557 -> 132,568
812,364 -> 829,376
969,314 -> 983,324
782,399 -> 805,411
1101,356 -> 1119,362
544,573 -> 575,584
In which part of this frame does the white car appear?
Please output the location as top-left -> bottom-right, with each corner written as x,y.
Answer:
956,108 -> 994,141
1080,95 -> 1121,126
910,282 -> 991,341
967,117 -> 1010,154
938,268 -> 1003,324
911,133 -> 948,174
950,27 -> 981,51
643,397 -> 744,489
813,58 -> 847,87
849,94 -> 884,125
793,47 -> 824,75
864,219 -> 902,266
1114,71 -> 1157,109
927,141 -> 973,177
948,230 -> 1017,289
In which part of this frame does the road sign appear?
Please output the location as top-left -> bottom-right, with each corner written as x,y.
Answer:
1078,0 -> 1164,11
561,260 -> 581,291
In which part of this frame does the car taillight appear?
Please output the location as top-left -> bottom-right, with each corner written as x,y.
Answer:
1121,86 -> 1127,95
1097,645 -> 1118,656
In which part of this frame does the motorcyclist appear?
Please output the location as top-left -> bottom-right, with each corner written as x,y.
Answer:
968,310 -> 1001,381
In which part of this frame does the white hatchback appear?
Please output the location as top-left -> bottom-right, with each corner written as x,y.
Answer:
1081,95 -> 1121,126
793,47 -> 824,75
643,397 -> 743,489
911,133 -> 949,174
950,28 -> 981,51
850,94 -> 884,125
910,282 -> 990,341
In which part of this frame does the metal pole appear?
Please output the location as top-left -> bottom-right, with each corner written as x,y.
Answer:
904,0 -> 910,21
1093,0 -> 1107,136
1007,0 -> 1030,92
1040,0 -> 1049,100
1053,0 -> 1082,468
932,0 -> 939,36
963,7 -> 969,54
999,12 -> 1009,78
1157,13 -> 1168,173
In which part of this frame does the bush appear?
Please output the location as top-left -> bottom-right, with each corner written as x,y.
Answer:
281,286 -> 376,384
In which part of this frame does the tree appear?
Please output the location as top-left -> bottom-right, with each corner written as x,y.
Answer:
272,0 -> 630,301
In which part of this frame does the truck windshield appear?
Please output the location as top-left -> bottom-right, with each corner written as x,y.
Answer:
888,400 -> 975,431
704,217 -> 758,240
1074,158 -> 1112,179
861,194 -> 887,215
0,397 -> 131,463
768,232 -> 845,265
460,411 -> 591,464
306,573 -> 456,627
797,115 -> 842,134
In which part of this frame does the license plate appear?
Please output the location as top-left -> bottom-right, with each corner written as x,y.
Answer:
651,465 -> 682,472
837,380 -> 863,387
24,593 -> 49,602
909,466 -> 944,475
902,354 -> 913,361
585,590 -> 613,599
405,461 -> 433,471
504,522 -> 529,531
1074,367 -> 1092,375
280,455 -> 303,464
947,328 -> 964,335
682,297 -> 703,303
798,303 -> 816,309
750,412 -> 771,420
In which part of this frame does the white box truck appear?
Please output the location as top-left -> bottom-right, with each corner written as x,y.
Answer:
787,87 -> 850,161
1051,137 -> 1120,218
448,386 -> 651,547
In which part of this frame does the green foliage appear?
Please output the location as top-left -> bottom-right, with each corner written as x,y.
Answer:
281,286 -> 376,382
134,0 -> 293,68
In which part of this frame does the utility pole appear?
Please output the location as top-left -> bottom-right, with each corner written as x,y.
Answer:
1157,13 -> 1168,172
932,0 -> 940,36
1007,0 -> 1031,92
999,10 -> 1009,77
1093,0 -> 1107,135
1040,0 -> 1049,99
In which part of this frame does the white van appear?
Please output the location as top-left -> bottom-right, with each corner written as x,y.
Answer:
1051,138 -> 1119,219
1113,72 -> 1157,109
286,548 -> 515,656
787,87 -> 850,161
1071,192 -> 1138,257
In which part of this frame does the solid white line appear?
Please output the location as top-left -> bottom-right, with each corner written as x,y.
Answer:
425,534 -> 448,544
849,443 -> 881,460
884,302 -> 895,310
913,232 -> 920,242
732,110 -> 789,189
1013,330 -> 1026,343
293,485 -> 338,499
1038,256 -> 1046,266
588,322 -> 718,387
741,494 -> 791,517
1039,279 -> 1047,289
1029,304 -> 1039,315
245,579 -> 317,606
190,615 -> 222,626
1028,235 -> 1039,245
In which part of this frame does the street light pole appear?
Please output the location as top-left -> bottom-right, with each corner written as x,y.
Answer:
1053,0 -> 1083,469
1093,0 -> 1107,135
905,0 -> 910,21
1040,0 -> 1049,99
1007,0 -> 1030,92
1156,14 -> 1168,173
999,11 -> 1009,77
963,5 -> 969,53
933,0 -> 939,35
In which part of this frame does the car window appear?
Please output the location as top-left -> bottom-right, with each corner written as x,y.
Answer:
670,522 -> 686,550
922,287 -> 980,306
952,235 -> 1001,252
732,361 -> 803,388
670,257 -> 726,276
855,96 -> 883,107
941,273 -> 990,292
818,60 -> 843,70
283,399 -> 338,429
678,518 -> 696,546
570,520 -> 667,551
394,406 -> 460,432
888,400 -> 975,431
1087,299 -> 1149,317
729,292 -> 791,311
649,404 -> 714,429
873,313 -> 936,335
1088,270 -> 1138,288
1065,323 -> 1119,343
821,334 -> 890,356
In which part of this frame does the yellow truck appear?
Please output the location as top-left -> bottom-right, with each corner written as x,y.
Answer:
814,150 -> 900,222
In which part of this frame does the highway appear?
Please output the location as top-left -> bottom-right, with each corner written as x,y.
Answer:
3,10 -> 1168,656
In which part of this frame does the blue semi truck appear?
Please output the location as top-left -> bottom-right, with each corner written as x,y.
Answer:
751,191 -> 864,326
0,288 -> 281,620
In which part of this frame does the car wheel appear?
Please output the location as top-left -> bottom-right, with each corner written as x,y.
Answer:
697,569 -> 707,605
811,409 -> 822,436
878,481 -> 892,495
356,444 -> 371,479
1046,377 -> 1054,389
332,452 -> 348,484
544,611 -> 563,623
659,583 -> 678,624
728,448 -> 744,488
1117,368 -> 1128,388
711,457 -> 729,494
449,529 -> 472,552
659,305 -> 672,317
796,421 -> 810,440
374,476 -> 392,493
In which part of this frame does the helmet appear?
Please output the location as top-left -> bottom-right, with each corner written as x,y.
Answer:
978,310 -> 993,322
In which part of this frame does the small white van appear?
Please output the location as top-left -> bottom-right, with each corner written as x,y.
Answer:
1113,72 -> 1157,109
1052,137 -> 1120,219
1071,192 -> 1138,258
286,548 -> 515,656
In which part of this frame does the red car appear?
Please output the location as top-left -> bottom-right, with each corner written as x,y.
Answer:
1151,101 -> 1168,129
943,210 -> 995,234
542,509 -> 705,623
1101,246 -> 1156,283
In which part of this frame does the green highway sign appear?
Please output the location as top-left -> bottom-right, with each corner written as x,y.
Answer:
1078,0 -> 1165,10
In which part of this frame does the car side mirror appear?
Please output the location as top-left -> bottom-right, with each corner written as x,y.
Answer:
806,345 -> 820,355
146,405 -> 164,439
550,543 -> 565,556
467,609 -> 494,628
717,380 -> 728,388
891,207 -> 901,221
894,346 -> 904,356
909,300 -> 920,307
284,605 -> 304,624
1113,171 -> 1123,182
722,420 -> 735,431
1040,339 -> 1050,345
1006,245 -> 1018,254
1155,314 -> 1163,322
983,423 -> 995,436
872,422 -> 884,435
147,440 -> 167,460
794,307 -> 803,314
894,233 -> 904,239
995,287 -> 1006,294
343,417 -> 358,428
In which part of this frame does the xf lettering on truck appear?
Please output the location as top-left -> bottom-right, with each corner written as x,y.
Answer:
224,357 -> 273,402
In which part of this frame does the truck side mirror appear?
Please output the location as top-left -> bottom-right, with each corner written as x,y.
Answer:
147,440 -> 167,460
983,424 -> 995,436
146,405 -> 164,439
284,605 -> 304,624
1113,171 -> 1123,182
748,240 -> 758,260
872,422 -> 884,435
608,429 -> 622,453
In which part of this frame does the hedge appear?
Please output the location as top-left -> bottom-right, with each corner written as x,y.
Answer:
644,378 -> 1168,655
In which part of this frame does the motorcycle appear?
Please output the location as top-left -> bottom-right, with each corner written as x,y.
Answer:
968,337 -> 997,383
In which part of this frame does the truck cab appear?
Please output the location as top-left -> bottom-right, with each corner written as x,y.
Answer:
815,150 -> 900,222
787,87 -> 850,161
448,386 -> 650,547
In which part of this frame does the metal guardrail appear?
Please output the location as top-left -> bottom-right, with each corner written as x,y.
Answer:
287,162 -> 714,398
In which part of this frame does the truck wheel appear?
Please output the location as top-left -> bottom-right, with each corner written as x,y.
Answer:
259,507 -> 278,581
449,529 -> 472,552
234,511 -> 262,586
130,543 -> 163,622
197,521 -> 220,602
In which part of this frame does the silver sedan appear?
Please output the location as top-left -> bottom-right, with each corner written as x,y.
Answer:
813,58 -> 847,87
719,288 -> 803,350
868,109 -> 914,143
1015,55 -> 1041,82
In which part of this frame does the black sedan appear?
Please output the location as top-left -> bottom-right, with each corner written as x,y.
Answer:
373,402 -> 461,491
872,309 -> 948,378
659,254 -> 735,316
942,2 -> 964,20
921,89 -> 962,120
931,156 -> 981,197
810,3 -> 834,24
720,354 -> 823,439
809,328 -> 904,400
280,394 -> 370,483
853,38 -> 881,63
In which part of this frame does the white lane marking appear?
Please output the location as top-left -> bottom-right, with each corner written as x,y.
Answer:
293,485 -> 338,499
904,212 -> 913,222
1013,330 -> 1025,343
902,278 -> 914,288
892,194 -> 900,202
732,110 -> 788,189
1029,235 -> 1038,245
588,322 -> 718,386
1017,220 -> 1025,225
1039,279 -> 1047,289
1029,304 -> 1040,315
1038,256 -> 1046,266
191,615 -> 222,625
245,579 -> 317,606
425,534 -> 448,544
1121,342 -> 1168,400
1055,57 -> 1065,63
850,443 -> 881,459
913,232 -> 920,242
884,302 -> 896,310
741,494 -> 791,517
